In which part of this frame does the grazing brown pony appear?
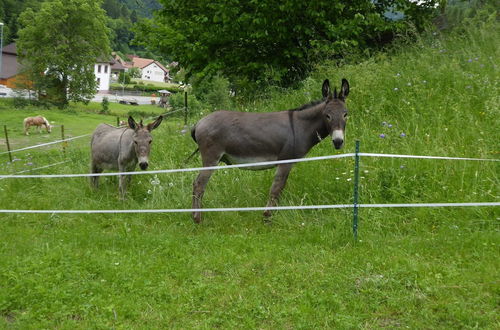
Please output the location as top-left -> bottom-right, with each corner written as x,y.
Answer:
23,116 -> 51,135
190,78 -> 350,223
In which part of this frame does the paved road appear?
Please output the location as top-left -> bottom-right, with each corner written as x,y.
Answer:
92,93 -> 160,105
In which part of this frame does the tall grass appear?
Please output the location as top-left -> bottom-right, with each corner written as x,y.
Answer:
0,16 -> 498,328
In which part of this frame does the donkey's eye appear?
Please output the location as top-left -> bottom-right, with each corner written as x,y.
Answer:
134,141 -> 138,145
148,140 -> 152,144
344,113 -> 348,118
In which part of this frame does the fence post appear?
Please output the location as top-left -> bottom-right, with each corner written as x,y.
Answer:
116,117 -> 120,127
352,140 -> 360,241
183,91 -> 188,126
61,125 -> 66,157
3,125 -> 12,162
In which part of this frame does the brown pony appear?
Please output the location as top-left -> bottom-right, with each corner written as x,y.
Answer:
23,116 -> 51,135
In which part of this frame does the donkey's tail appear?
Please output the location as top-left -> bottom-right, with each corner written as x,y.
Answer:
184,148 -> 199,164
190,125 -> 197,143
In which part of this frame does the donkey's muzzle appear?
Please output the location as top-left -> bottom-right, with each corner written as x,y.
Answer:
333,139 -> 344,149
332,129 -> 344,149
139,162 -> 149,170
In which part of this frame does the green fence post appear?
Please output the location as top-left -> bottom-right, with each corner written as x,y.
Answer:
183,91 -> 188,126
353,140 -> 360,241
3,125 -> 12,162
61,125 -> 66,158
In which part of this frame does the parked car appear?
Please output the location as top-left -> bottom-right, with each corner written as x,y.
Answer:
0,85 -> 14,98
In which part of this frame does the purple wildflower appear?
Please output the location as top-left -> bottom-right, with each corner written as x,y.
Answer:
379,134 -> 386,139
400,133 -> 406,137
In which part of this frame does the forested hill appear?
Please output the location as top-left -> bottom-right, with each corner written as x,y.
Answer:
0,0 -> 160,53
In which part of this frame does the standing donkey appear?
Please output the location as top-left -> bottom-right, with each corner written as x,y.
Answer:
90,116 -> 163,198
190,78 -> 350,223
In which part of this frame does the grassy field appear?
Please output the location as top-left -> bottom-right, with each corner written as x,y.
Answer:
0,18 -> 498,328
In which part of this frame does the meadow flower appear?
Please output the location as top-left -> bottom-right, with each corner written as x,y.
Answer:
407,82 -> 412,86
379,134 -> 386,138
168,182 -> 174,187
393,88 -> 399,91
382,121 -> 387,126
388,124 -> 393,128
422,80 -> 427,84
467,59 -> 473,63
26,162 -> 33,166
400,133 -> 406,137
147,189 -> 152,194
150,175 -> 160,185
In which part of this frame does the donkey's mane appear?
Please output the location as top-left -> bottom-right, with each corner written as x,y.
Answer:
289,99 -> 324,112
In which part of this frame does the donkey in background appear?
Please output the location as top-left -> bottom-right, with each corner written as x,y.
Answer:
90,116 -> 163,199
190,78 -> 350,223
23,116 -> 51,135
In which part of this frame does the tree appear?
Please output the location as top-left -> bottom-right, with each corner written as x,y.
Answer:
135,0 -> 438,91
17,0 -> 111,106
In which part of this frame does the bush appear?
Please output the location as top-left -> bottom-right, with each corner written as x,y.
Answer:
100,97 -> 109,114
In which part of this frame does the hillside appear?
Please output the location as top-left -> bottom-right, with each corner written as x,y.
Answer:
0,8 -> 498,329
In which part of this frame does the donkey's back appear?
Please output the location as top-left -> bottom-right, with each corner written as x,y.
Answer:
91,124 -> 130,170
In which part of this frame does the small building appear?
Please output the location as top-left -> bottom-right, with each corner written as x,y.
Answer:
128,55 -> 169,83
0,43 -> 25,88
110,52 -> 129,82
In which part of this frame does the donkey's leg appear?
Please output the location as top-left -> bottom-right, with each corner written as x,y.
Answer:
192,168 -> 215,223
90,162 -> 103,189
192,150 -> 221,223
263,163 -> 294,219
119,174 -> 129,200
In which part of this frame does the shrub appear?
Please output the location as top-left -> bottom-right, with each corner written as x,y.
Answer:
100,97 -> 109,114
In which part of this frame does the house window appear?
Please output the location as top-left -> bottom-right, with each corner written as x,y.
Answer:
104,65 -> 108,73
98,65 -> 101,73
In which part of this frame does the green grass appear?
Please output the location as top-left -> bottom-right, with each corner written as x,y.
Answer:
0,19 -> 499,328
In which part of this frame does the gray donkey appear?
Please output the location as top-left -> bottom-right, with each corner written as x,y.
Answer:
190,79 -> 350,223
90,116 -> 163,198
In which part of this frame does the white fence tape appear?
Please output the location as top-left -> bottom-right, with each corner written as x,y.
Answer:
0,154 -> 356,178
0,152 -> 498,180
0,161 -> 70,180
0,134 -> 91,155
359,153 -> 500,162
0,202 -> 497,214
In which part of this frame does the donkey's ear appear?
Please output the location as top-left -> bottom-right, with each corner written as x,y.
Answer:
322,79 -> 331,99
147,115 -> 163,131
128,116 -> 138,130
338,78 -> 349,100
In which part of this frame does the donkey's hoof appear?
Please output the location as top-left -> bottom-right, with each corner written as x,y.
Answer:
192,212 -> 202,224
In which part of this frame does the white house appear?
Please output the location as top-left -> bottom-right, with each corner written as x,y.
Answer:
140,61 -> 168,83
129,56 -> 169,83
94,60 -> 112,93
